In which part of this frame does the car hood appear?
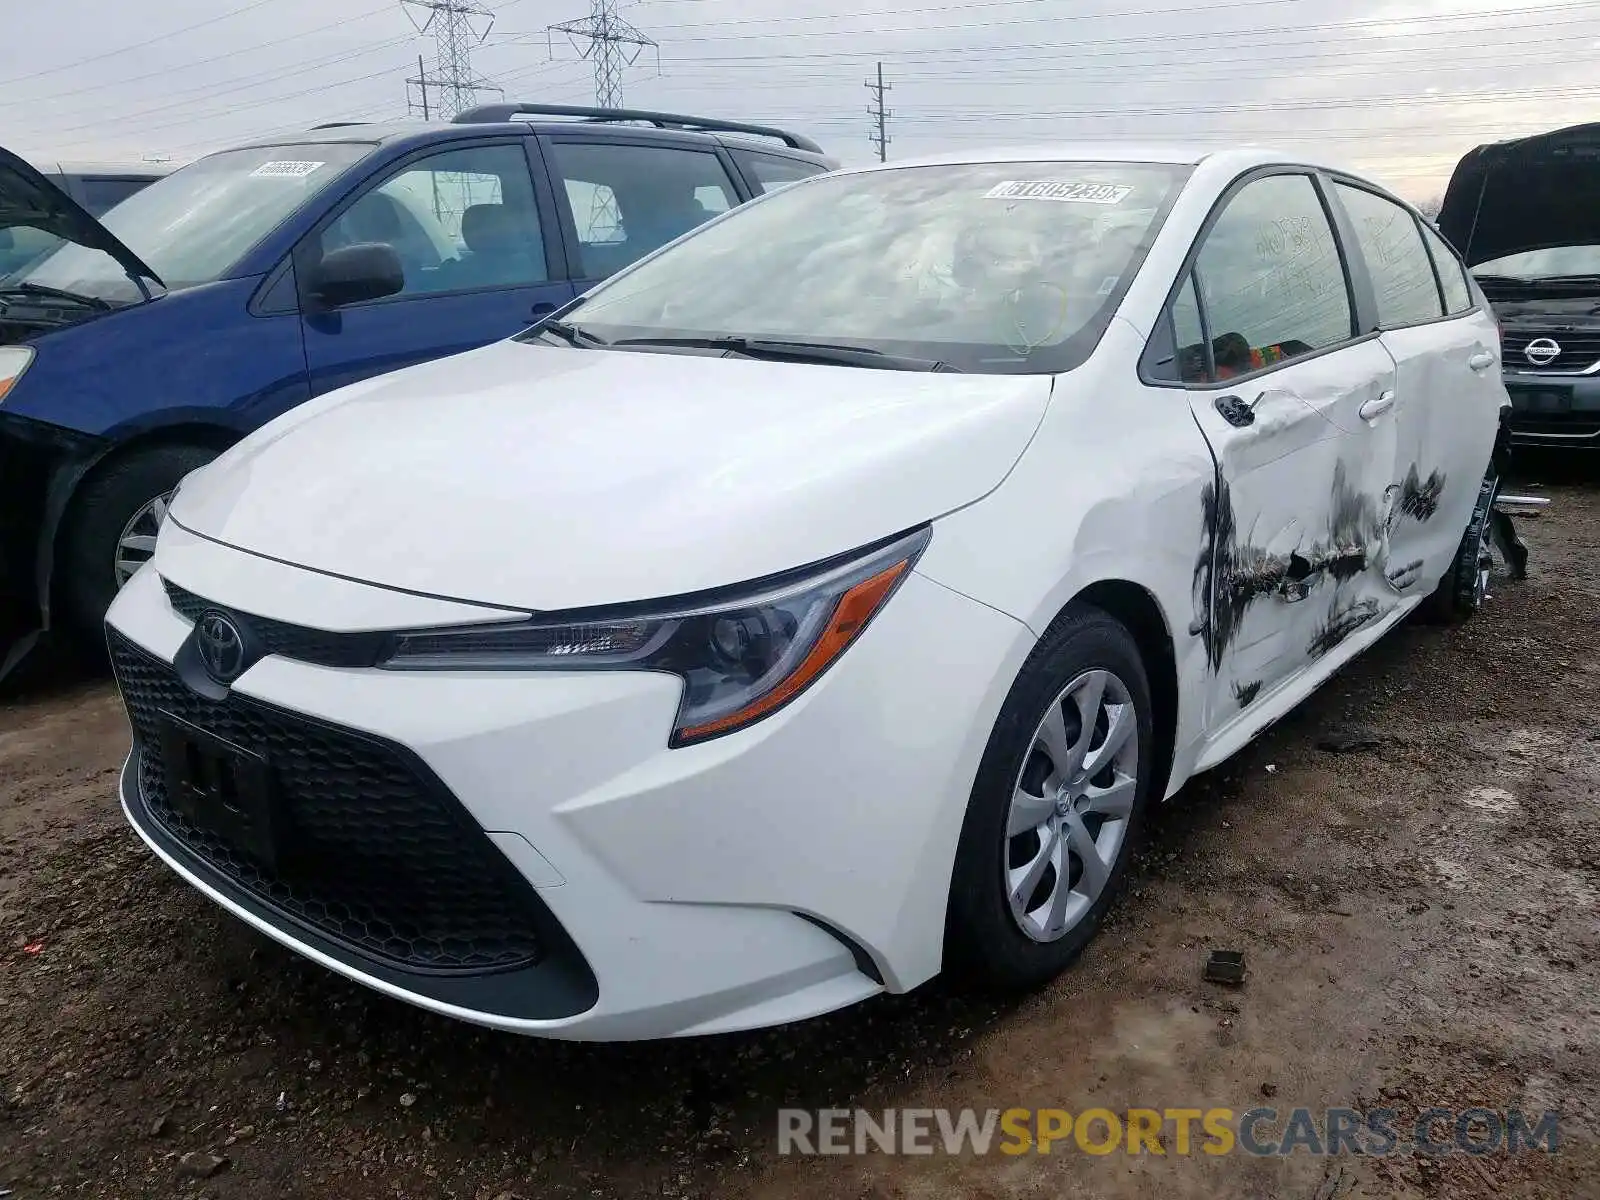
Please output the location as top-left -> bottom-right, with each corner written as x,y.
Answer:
1438,121 -> 1600,267
169,341 -> 1053,611
0,144 -> 162,286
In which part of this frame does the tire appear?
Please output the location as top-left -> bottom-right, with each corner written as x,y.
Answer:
1415,463 -> 1499,626
944,606 -> 1156,991
56,443 -> 218,635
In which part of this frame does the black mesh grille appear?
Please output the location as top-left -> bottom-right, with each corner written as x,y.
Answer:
161,577 -> 392,669
111,630 -> 547,973
1502,329 -> 1600,373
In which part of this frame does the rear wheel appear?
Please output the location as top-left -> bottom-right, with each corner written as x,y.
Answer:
57,443 -> 218,635
944,608 -> 1155,990
1416,464 -> 1499,625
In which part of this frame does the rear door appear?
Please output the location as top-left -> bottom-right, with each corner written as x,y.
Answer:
540,135 -> 746,290
1328,179 -> 1503,589
296,138 -> 576,397
1144,170 -> 1399,727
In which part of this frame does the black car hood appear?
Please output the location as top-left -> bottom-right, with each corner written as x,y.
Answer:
0,144 -> 162,286
1437,122 -> 1600,267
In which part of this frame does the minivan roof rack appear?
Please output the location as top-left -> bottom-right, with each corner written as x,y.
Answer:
450,103 -> 823,154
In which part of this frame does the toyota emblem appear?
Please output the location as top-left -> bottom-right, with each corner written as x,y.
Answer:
195,611 -> 247,683
1524,337 -> 1562,367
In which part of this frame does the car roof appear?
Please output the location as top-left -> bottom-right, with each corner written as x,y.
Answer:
225,116 -> 834,165
840,142 -> 1363,177
32,158 -> 177,178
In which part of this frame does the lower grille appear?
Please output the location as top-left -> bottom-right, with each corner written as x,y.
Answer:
110,630 -> 548,974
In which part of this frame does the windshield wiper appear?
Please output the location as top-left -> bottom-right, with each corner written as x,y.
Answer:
0,282 -> 113,312
537,319 -> 611,348
609,335 -> 960,372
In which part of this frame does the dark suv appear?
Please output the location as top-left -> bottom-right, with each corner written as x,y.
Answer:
0,104 -> 834,676
1438,121 -> 1600,449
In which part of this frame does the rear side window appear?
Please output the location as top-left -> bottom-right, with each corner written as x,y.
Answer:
737,152 -> 828,194
1334,183 -> 1442,327
545,141 -> 741,280
1419,221 -> 1475,314
1192,173 -> 1354,379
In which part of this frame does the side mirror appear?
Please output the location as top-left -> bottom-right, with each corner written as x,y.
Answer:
306,242 -> 404,308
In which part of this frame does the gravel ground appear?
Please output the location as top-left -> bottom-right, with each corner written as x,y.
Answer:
1,460 -> 1596,1200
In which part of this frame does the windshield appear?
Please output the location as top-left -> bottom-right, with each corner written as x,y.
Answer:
1474,245 -> 1600,280
549,160 -> 1192,374
11,143 -> 374,303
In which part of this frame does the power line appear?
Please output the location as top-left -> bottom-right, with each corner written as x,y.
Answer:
0,0 -> 280,87
866,61 -> 890,163
548,0 -> 659,108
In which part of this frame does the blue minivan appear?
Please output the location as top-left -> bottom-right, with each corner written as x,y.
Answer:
0,105 -> 834,672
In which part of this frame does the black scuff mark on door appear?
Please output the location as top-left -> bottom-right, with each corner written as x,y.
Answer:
1385,558 -> 1426,591
1233,679 -> 1263,708
1308,597 -> 1382,659
1398,464 -> 1446,522
1194,476 -> 1292,672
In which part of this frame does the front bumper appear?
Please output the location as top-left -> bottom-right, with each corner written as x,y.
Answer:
106,534 -> 1032,1041
1503,369 -> 1600,447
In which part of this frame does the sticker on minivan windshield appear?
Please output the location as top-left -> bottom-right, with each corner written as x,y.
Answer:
984,180 -> 1132,204
250,160 -> 327,178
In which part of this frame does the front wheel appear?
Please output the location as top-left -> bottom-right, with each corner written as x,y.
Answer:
944,608 -> 1155,991
56,443 -> 218,635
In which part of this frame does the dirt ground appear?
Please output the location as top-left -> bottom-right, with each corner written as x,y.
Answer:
1,460 -> 1596,1200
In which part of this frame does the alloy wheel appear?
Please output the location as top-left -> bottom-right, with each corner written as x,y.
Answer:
114,491 -> 173,587
1003,668 -> 1140,943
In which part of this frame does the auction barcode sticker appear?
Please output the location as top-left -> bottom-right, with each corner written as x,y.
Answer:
985,180 -> 1132,204
250,160 -> 326,178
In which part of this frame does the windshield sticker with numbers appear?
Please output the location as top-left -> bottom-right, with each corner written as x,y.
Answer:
984,180 -> 1132,204
250,160 -> 327,179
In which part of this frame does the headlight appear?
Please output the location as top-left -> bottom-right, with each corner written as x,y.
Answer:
0,346 -> 35,405
380,526 -> 930,746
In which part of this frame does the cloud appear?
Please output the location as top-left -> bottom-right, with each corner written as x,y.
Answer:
2,0 -> 1597,199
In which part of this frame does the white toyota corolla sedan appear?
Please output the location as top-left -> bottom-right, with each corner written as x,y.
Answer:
107,144 -> 1510,1041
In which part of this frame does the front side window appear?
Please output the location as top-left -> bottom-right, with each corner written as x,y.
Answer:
16,143 -> 374,303
1334,183 -> 1442,327
546,160 -> 1191,374
1193,173 -> 1353,378
546,141 -> 741,280
315,143 -> 548,297
1420,222 -> 1474,313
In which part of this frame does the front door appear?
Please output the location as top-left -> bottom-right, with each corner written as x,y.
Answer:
297,140 -> 576,397
1174,171 -> 1401,728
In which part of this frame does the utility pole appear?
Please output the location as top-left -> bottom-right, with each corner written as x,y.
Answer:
866,61 -> 890,163
402,0 -> 499,120
549,0 -> 659,109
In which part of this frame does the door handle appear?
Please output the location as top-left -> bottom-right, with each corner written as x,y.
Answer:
530,301 -> 558,320
1358,390 -> 1396,421
1468,350 -> 1496,372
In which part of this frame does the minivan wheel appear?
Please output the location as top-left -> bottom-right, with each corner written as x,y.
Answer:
1416,464 -> 1499,626
944,607 -> 1155,991
57,443 -> 218,635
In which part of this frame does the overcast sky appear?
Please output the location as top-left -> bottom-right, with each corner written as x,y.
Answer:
3,0 -> 1598,200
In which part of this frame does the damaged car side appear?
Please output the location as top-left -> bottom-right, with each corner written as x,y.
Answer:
1439,121 -> 1600,449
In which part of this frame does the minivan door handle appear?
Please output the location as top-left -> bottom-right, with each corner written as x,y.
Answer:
530,301 -> 558,320
1359,390 -> 1396,421
1468,350 -> 1497,372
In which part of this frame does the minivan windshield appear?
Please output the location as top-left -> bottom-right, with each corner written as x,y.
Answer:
12,142 -> 374,304
545,160 -> 1191,374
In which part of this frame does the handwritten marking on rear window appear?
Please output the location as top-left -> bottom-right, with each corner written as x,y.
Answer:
250,161 -> 326,178
984,180 -> 1132,204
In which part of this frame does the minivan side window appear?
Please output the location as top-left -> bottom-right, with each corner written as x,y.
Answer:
317,143 -> 550,298
1333,182 -> 1443,327
1419,221 -> 1475,314
1192,173 -> 1354,380
545,141 -> 741,280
